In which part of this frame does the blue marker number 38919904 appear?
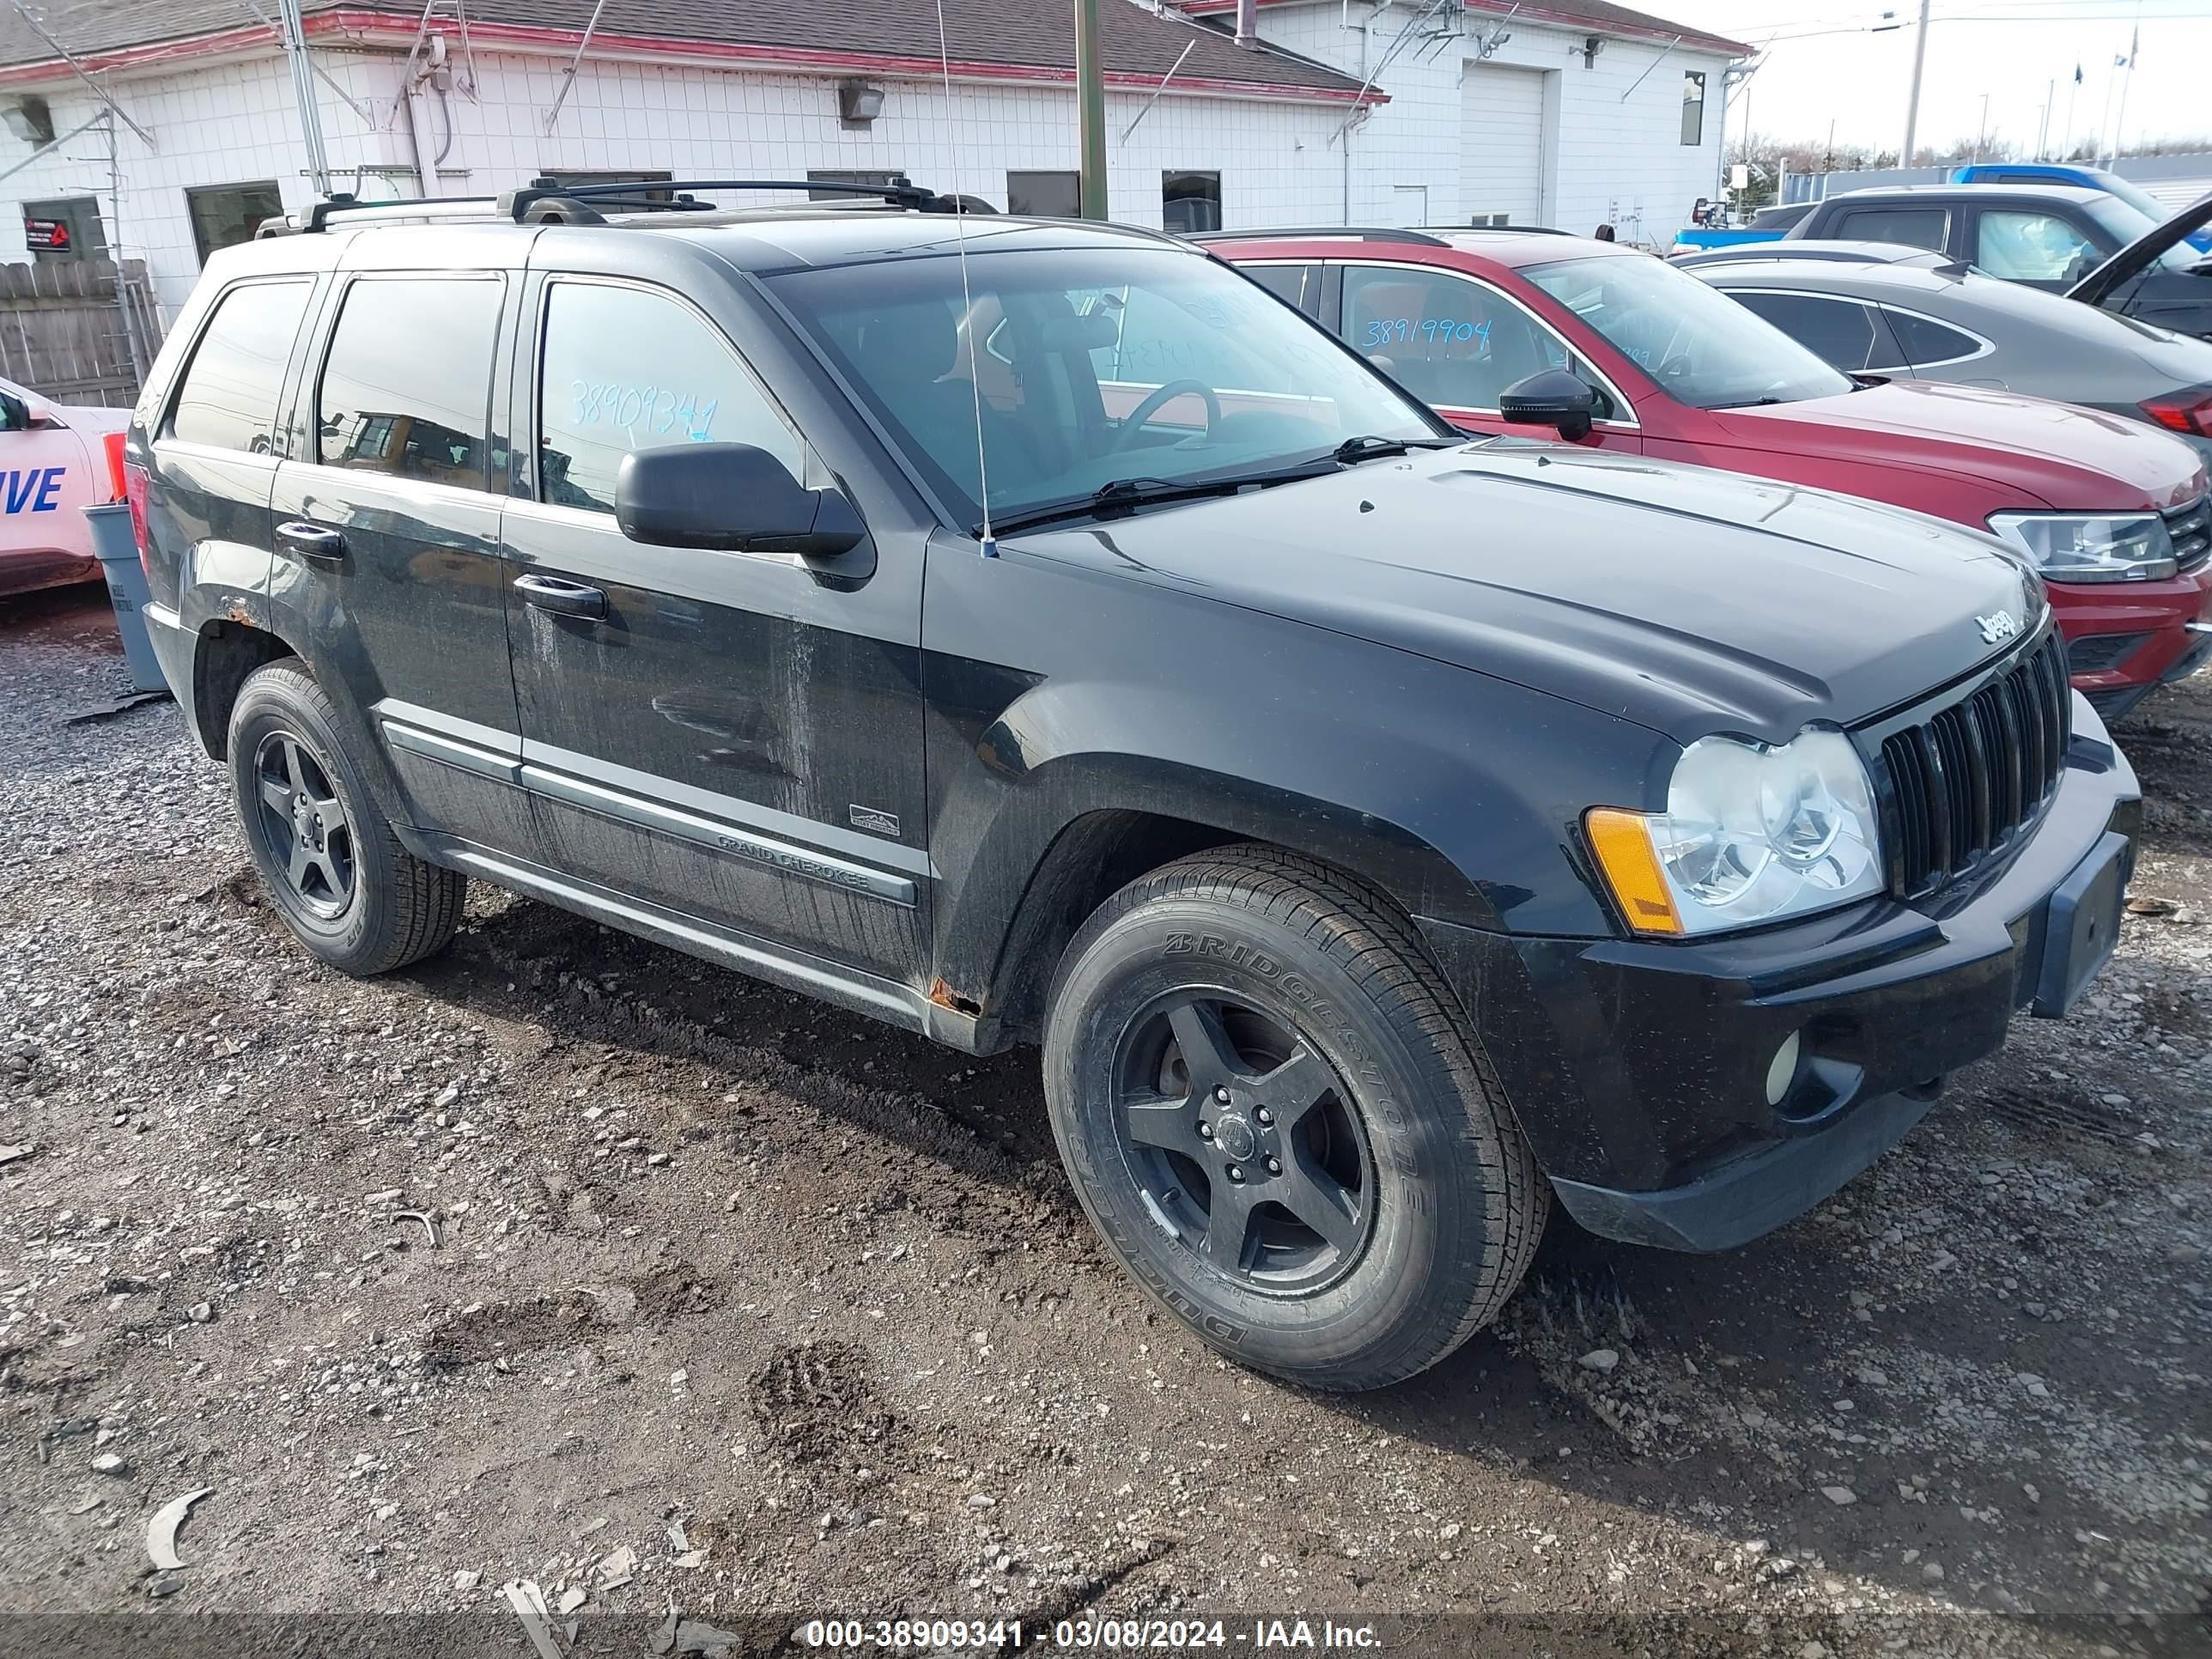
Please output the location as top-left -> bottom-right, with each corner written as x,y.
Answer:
2,467 -> 65,514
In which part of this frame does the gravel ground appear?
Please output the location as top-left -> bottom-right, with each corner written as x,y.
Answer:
2,585 -> 2208,1659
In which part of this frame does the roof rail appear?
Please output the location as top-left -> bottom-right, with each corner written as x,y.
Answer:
1187,226 -> 1449,246
501,175 -> 961,219
256,192 -> 507,237
262,176 -> 963,237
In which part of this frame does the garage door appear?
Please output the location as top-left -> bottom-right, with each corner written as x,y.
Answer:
1462,65 -> 1545,227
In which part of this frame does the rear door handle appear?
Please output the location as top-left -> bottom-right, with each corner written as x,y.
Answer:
514,574 -> 608,620
277,520 -> 345,562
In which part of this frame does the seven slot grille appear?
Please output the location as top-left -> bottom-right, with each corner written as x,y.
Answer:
1874,630 -> 2071,899
2170,494 -> 2209,574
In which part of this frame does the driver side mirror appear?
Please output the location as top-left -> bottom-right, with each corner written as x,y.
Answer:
0,392 -> 29,433
615,442 -> 866,561
1498,369 -> 1599,442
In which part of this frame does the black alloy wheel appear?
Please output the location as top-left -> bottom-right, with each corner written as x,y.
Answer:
1111,990 -> 1376,1292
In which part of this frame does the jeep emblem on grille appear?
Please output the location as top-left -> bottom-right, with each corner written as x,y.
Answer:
1976,610 -> 2020,645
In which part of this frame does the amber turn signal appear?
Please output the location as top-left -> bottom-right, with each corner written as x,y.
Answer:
1585,808 -> 1683,937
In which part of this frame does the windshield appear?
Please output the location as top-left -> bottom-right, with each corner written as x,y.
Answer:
2083,197 -> 2199,274
1522,253 -> 1856,409
768,246 -> 1443,528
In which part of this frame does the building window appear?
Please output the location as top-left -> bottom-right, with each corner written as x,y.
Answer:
808,168 -> 908,203
1680,72 -> 1705,146
1162,171 -> 1222,234
1006,171 -> 1080,217
186,182 -> 283,265
532,169 -> 673,203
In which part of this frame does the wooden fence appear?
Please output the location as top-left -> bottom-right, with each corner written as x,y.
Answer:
0,258 -> 163,409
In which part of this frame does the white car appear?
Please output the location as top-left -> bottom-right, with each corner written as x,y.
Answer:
0,374 -> 132,597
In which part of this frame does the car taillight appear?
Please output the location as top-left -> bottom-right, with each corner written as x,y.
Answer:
2143,384 -> 2212,438
125,459 -> 152,580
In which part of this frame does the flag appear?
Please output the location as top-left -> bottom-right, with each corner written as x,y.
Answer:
2074,63 -> 2083,84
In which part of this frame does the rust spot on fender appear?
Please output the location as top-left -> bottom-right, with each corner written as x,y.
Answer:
927,978 -> 984,1018
222,600 -> 256,627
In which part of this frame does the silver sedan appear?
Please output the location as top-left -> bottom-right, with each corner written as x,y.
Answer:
1676,242 -> 2212,465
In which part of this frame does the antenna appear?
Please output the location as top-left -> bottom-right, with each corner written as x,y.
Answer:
933,0 -> 996,556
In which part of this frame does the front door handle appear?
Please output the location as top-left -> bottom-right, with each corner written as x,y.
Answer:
514,574 -> 608,620
277,520 -> 345,562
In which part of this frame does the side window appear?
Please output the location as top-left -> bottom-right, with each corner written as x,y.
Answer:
317,277 -> 501,488
1883,309 -> 1985,368
1726,290 -> 1885,372
1243,264 -> 1319,315
1831,207 -> 1948,252
167,281 -> 312,453
537,283 -> 801,515
1338,264 -> 1609,416
1974,210 -> 2105,283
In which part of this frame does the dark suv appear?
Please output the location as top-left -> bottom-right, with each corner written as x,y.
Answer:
125,180 -> 2140,1390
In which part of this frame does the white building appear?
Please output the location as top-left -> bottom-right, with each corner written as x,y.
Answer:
0,0 -> 1744,325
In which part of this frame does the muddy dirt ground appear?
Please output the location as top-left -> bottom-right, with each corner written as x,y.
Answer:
2,586 -> 2207,1659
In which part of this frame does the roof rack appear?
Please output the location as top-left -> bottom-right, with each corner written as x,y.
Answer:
262,176 -> 961,236
1187,226 -> 1449,246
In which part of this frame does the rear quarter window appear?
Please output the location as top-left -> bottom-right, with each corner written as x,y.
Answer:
1882,309 -> 1986,368
167,280 -> 313,453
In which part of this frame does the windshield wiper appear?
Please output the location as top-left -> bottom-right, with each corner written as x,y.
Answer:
982,463 -> 1336,538
1332,434 -> 1456,463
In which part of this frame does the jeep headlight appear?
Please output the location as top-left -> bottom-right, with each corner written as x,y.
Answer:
1586,729 -> 1883,937
1987,511 -> 2176,583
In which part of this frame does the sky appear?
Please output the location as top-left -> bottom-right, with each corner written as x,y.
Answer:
1652,0 -> 2211,161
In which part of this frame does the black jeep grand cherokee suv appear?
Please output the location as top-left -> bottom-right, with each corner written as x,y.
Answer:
125,180 -> 2139,1390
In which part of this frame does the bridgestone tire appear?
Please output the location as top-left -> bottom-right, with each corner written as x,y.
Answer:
1042,844 -> 1547,1391
227,658 -> 465,976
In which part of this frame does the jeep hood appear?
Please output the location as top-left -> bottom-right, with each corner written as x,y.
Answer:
1011,442 -> 2044,745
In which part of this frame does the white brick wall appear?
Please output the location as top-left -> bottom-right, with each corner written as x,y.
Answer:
0,1 -> 1737,329
0,52 -> 409,314
0,46 -> 1363,319
1253,0 -> 1734,245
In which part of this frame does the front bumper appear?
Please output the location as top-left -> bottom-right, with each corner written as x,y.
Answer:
1418,708 -> 2140,1253
2053,561 -> 2212,719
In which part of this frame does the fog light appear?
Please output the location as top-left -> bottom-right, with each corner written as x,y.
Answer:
1765,1030 -> 1802,1107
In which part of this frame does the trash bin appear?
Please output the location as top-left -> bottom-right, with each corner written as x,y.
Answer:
85,500 -> 166,694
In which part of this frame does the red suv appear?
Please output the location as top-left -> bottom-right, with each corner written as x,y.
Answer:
1206,228 -> 2212,720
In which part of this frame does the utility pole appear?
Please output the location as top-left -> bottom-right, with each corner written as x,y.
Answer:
1973,92 -> 1988,161
274,0 -> 330,194
1899,0 -> 1930,167
1074,0 -> 1108,220
2111,22 -> 2137,166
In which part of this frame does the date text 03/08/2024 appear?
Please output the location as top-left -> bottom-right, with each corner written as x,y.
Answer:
799,1618 -> 1385,1650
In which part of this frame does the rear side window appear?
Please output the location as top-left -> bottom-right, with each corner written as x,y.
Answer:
1883,308 -> 1985,368
537,282 -> 799,515
1831,206 -> 1948,252
317,276 -> 502,488
1973,210 -> 2104,283
1725,290 -> 1888,372
168,280 -> 311,453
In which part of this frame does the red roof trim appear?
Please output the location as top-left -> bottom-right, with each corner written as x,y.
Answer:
1179,0 -> 1753,58
0,9 -> 1385,101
